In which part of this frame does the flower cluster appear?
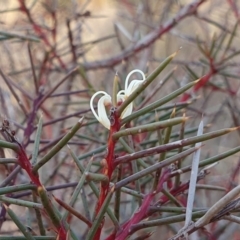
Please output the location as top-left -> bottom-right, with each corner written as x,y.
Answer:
90,70 -> 145,129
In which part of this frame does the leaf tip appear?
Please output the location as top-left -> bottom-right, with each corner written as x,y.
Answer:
78,116 -> 85,123
230,126 -> 240,131
194,78 -> 201,84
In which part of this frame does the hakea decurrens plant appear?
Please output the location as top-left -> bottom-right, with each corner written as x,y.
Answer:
90,69 -> 145,129
89,69 -> 145,239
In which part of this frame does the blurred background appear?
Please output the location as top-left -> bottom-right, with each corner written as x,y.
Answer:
1,0 -> 240,239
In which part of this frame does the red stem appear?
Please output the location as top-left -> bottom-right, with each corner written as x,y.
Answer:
57,226 -> 67,240
106,170 -> 170,240
180,58 -> 218,102
18,0 -> 66,70
94,111 -> 121,240
227,0 -> 240,20
16,141 -> 67,238
17,144 -> 41,187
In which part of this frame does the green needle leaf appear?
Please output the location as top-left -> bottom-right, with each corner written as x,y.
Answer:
3,204 -> 35,240
86,187 -> 114,239
62,157 -> 93,222
115,127 -> 238,164
113,117 -> 188,140
0,196 -> 42,209
32,113 -> 43,165
33,117 -> 84,173
121,79 -> 199,125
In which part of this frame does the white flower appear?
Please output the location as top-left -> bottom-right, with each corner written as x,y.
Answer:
90,70 -> 145,129
118,69 -> 146,119
124,69 -> 146,97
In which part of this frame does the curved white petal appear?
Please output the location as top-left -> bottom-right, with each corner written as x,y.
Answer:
125,80 -> 143,96
117,93 -> 125,103
90,91 -> 106,121
117,90 -> 126,105
117,94 -> 133,119
115,69 -> 145,119
97,95 -> 111,129
90,91 -> 111,129
125,69 -> 146,96
117,89 -> 125,96
121,102 -> 133,119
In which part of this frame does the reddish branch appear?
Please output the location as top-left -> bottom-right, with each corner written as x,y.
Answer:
227,0 -> 240,20
94,109 -> 122,240
180,54 -> 218,102
12,138 -> 67,239
18,0 -> 207,72
18,0 -> 66,70
180,71 -> 214,102
66,19 -> 77,63
106,170 -> 170,240
16,144 -> 41,187
81,0 -> 207,70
